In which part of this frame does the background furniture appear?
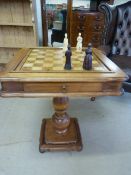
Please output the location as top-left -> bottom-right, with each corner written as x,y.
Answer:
99,1 -> 131,92
51,9 -> 67,46
0,0 -> 38,65
67,0 -> 114,47
70,11 -> 104,47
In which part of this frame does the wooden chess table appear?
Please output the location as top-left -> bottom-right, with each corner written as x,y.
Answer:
0,47 -> 127,153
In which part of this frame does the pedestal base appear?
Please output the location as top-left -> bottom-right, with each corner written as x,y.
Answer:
39,118 -> 83,153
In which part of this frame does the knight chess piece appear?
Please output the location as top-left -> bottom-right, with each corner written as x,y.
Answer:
83,43 -> 92,70
76,33 -> 83,52
63,33 -> 68,52
64,45 -> 72,70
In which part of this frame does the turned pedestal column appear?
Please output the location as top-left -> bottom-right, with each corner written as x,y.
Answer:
39,97 -> 82,153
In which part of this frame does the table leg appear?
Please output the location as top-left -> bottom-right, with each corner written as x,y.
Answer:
39,97 -> 83,153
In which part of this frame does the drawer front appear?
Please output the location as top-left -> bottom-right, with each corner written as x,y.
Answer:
72,12 -> 87,23
24,82 -> 102,93
90,22 -> 104,32
71,22 -> 104,34
72,12 -> 104,24
1,82 -> 122,96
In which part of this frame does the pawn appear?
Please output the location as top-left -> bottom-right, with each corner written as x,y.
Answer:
76,33 -> 83,52
64,45 -> 72,70
83,43 -> 92,70
63,33 -> 68,52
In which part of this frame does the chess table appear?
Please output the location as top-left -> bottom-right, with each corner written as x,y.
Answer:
0,47 -> 127,153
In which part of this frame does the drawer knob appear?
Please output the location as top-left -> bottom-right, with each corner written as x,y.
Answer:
61,85 -> 67,93
92,37 -> 100,42
94,25 -> 102,31
77,26 -> 84,32
95,16 -> 101,21
78,15 -> 86,20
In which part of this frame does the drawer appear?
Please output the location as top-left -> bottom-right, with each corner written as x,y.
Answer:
72,12 -> 87,22
74,24 -> 104,34
72,12 -> 104,24
91,33 -> 102,43
91,22 -> 104,32
24,82 -> 102,93
83,32 -> 102,44
93,13 -> 104,21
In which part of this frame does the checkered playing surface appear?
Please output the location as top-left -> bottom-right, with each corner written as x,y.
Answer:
21,48 -> 107,72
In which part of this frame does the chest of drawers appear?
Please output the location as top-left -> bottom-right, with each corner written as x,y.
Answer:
70,11 -> 104,48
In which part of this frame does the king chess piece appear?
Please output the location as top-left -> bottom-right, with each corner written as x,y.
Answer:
76,33 -> 83,52
63,33 -> 68,52
83,43 -> 92,70
64,45 -> 72,70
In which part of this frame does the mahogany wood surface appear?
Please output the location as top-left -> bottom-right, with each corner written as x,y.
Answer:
0,47 -> 127,152
70,11 -> 105,47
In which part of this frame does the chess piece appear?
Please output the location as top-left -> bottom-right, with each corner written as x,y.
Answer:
85,43 -> 92,55
76,33 -> 83,52
64,45 -> 72,70
63,33 -> 68,52
83,43 -> 92,70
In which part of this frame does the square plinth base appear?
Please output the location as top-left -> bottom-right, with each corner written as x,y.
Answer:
39,118 -> 83,153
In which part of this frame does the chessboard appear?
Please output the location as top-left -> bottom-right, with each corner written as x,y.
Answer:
19,48 -> 109,72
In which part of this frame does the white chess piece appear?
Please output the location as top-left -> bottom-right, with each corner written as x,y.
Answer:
63,33 -> 68,52
76,33 -> 83,52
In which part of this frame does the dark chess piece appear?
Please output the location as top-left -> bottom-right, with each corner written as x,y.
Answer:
83,43 -> 92,70
64,45 -> 72,70
85,43 -> 92,55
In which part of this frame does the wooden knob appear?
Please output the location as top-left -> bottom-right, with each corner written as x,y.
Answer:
94,25 -> 102,31
61,84 -> 67,93
92,36 -> 99,42
78,15 -> 85,20
95,16 -> 101,21
77,26 -> 84,32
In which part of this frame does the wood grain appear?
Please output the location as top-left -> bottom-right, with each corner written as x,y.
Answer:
0,0 -> 38,64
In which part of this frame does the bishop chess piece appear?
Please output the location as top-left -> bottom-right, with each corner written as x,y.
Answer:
76,33 -> 83,52
63,33 -> 68,52
83,43 -> 92,70
64,45 -> 72,70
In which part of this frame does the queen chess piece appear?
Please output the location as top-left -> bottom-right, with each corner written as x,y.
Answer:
63,33 -> 68,52
76,33 -> 83,52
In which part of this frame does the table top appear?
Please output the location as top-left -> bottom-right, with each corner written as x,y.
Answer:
0,47 -> 127,97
